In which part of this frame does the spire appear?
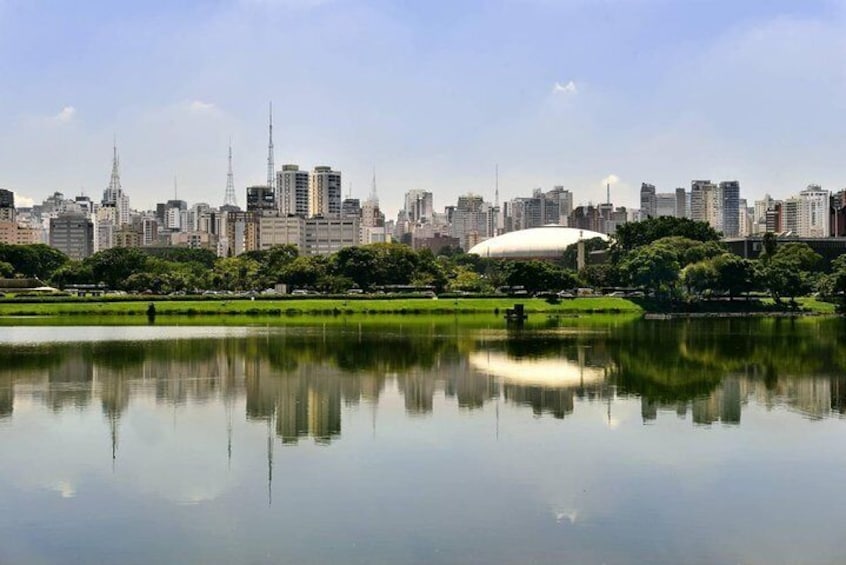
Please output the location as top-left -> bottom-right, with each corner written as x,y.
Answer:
108,137 -> 121,194
267,102 -> 275,191
224,138 -> 237,207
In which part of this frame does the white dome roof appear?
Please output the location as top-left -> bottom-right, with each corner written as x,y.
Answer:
467,226 -> 609,259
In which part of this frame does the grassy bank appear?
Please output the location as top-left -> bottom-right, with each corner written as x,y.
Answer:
0,296 -> 643,317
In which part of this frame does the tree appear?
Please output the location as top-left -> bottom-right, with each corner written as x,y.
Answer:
561,237 -> 609,270
447,266 -> 487,293
211,256 -> 261,291
84,247 -> 149,289
711,253 -> 756,299
0,243 -> 69,279
620,244 -> 681,299
682,261 -> 717,298
612,217 -> 721,255
0,261 -> 13,278
502,261 -> 579,293
771,242 -> 822,272
579,263 -> 619,289
280,256 -> 325,290
49,261 -> 94,288
762,257 -> 813,306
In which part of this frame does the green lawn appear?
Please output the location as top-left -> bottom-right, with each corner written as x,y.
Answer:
0,296 -> 644,317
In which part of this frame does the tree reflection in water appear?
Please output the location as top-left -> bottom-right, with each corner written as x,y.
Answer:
1,317 -> 845,440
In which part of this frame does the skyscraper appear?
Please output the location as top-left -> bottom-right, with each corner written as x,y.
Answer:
102,142 -> 130,227
640,183 -> 657,218
309,166 -> 342,217
719,181 -> 740,237
277,165 -> 310,217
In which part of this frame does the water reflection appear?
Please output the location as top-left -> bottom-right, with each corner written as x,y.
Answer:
1,318 -> 845,441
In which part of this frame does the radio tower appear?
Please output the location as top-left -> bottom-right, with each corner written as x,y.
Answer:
495,164 -> 499,207
224,139 -> 237,207
266,102 -> 275,191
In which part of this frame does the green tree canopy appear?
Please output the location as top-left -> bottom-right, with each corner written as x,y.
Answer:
612,217 -> 721,255
84,247 -> 149,289
0,243 -> 69,279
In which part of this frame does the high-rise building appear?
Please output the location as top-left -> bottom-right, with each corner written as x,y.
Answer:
50,213 -> 94,260
720,181 -> 740,237
675,188 -> 687,219
0,189 -> 15,222
690,180 -> 720,230
404,190 -> 434,224
277,165 -> 310,217
798,185 -> 830,237
640,183 -> 657,218
309,166 -> 342,218
246,186 -> 276,212
341,198 -> 361,218
753,195 -> 775,234
452,194 -> 494,249
655,194 -> 677,218
102,143 -> 130,227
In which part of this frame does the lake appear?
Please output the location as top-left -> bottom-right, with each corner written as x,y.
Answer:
1,316 -> 845,564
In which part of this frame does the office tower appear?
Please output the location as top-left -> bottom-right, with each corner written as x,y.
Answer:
720,181 -> 740,237
277,165 -> 310,217
690,180 -> 717,226
404,190 -> 434,224
50,213 -> 94,260
798,185 -> 830,237
246,186 -> 276,212
309,166 -> 342,217
640,183 -> 657,218
675,188 -> 687,218
0,189 -> 14,222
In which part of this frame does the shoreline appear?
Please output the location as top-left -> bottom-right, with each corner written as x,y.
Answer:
0,295 -> 836,319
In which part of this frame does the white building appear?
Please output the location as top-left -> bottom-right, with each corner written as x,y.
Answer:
309,166 -> 342,218
277,165 -> 310,217
798,185 -> 830,237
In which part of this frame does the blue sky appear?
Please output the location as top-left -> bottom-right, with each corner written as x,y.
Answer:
1,0 -> 844,216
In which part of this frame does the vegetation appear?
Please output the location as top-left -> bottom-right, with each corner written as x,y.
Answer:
0,216 -> 841,315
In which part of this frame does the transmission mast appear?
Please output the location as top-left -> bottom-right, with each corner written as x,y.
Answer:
224,138 -> 237,207
495,164 -> 499,207
266,102 -> 275,191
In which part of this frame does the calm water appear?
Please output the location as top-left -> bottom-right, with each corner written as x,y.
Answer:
1,317 -> 846,564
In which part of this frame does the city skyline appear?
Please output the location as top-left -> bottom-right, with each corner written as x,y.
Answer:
2,1 -> 845,217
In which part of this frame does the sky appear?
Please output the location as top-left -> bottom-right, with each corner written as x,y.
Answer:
1,0 -> 845,218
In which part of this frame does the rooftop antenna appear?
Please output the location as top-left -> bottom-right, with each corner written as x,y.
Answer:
495,164 -> 499,207
267,102 -> 275,191
347,181 -> 353,199
224,138 -> 237,207
174,176 -> 178,200
606,182 -> 611,205
369,166 -> 378,203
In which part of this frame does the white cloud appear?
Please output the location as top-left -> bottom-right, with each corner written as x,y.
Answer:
601,174 -> 619,186
53,106 -> 76,123
553,80 -> 577,95
187,100 -> 217,114
15,194 -> 34,208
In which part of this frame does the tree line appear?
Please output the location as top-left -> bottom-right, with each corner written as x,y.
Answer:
0,217 -> 844,305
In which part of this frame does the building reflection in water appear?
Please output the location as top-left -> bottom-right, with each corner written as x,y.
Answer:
2,320 -> 846,452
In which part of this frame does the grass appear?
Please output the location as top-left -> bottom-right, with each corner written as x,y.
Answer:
0,296 -> 644,318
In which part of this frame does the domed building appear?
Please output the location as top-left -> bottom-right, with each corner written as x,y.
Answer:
467,225 -> 609,259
